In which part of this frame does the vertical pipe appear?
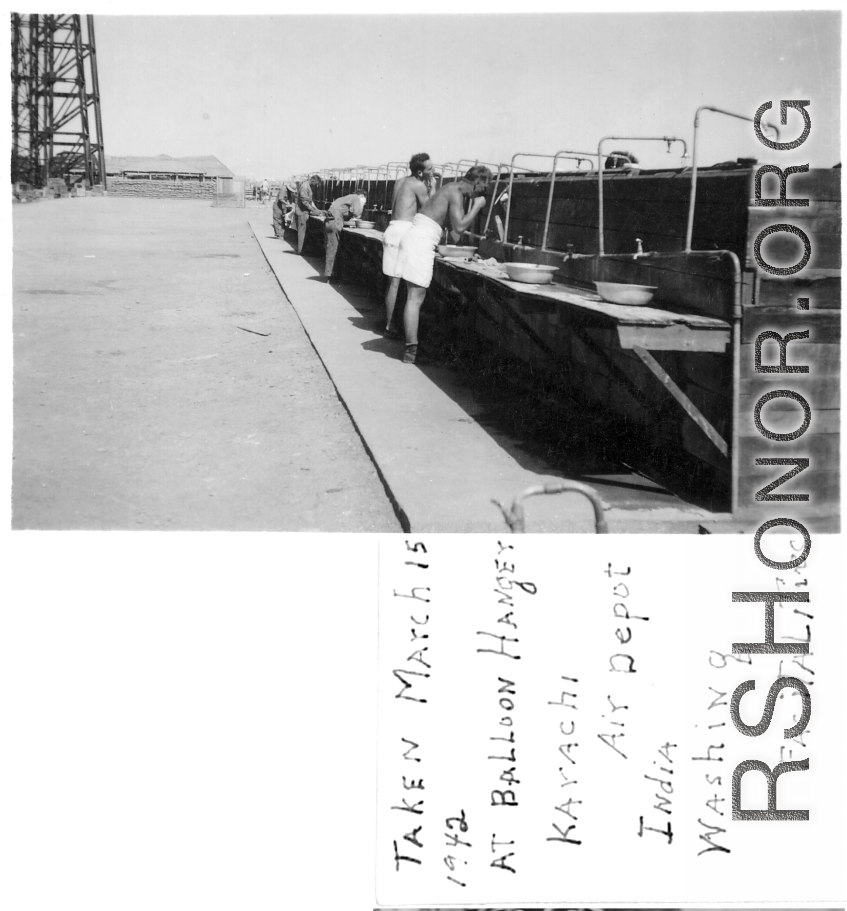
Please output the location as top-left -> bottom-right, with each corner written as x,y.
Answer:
482,167 -> 501,238
503,154 -> 519,246
541,152 -> 596,251
541,152 -> 561,251
685,113 -> 700,253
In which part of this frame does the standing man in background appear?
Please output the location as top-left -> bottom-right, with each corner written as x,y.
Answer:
294,176 -> 323,254
272,186 -> 291,238
324,190 -> 367,281
381,152 -> 433,339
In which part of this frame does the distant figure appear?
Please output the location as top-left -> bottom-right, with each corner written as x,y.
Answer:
382,152 -> 433,338
294,176 -> 323,254
272,187 -> 291,238
252,184 -> 257,201
261,177 -> 270,204
324,190 -> 366,280
397,164 -> 491,364
604,150 -> 639,170
282,183 -> 297,227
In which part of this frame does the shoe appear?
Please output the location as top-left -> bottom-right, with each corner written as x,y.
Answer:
384,327 -> 402,340
402,344 -> 418,364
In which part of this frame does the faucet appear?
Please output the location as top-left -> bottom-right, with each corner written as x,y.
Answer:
633,237 -> 645,259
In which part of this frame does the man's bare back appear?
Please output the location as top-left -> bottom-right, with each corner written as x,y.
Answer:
391,175 -> 430,222
420,171 -> 490,241
420,183 -> 466,228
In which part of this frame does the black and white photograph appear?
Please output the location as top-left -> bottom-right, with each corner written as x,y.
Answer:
9,9 -> 840,534
4,6 -> 843,911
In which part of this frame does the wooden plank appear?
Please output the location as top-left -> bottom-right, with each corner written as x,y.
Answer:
755,275 -> 841,310
735,432 -> 840,468
444,260 -> 730,328
738,407 -> 840,437
510,168 -> 752,258
681,383 -> 733,470
632,345 -> 729,456
742,306 -> 841,343
735,470 -> 840,516
751,167 -> 840,202
617,324 -> 729,352
679,351 -> 733,397
746,210 -> 841,273
738,381 -> 840,410
738,342 -> 841,377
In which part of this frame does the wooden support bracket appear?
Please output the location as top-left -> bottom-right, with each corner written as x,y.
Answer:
632,345 -> 729,457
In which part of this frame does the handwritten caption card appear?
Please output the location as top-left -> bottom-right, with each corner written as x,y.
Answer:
376,535 -> 843,905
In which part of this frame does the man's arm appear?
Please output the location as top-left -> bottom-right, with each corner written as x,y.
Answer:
447,190 -> 487,242
413,182 -> 429,210
299,185 -> 322,215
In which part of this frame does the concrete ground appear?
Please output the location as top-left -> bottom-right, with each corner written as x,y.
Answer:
249,216 -> 720,533
12,197 -> 401,531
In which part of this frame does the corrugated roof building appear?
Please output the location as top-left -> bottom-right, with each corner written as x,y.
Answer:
105,154 -> 234,179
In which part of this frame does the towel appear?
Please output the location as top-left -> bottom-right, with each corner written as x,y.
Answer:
382,220 -> 414,277
398,213 -> 443,289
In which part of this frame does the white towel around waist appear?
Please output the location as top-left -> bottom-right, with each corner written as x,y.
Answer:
398,214 -> 443,289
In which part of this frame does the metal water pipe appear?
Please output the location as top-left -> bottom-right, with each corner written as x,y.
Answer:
541,150 -> 597,250
685,105 -> 779,252
598,136 -> 687,254
503,152 -> 561,246
494,480 -> 610,534
482,164 -> 509,237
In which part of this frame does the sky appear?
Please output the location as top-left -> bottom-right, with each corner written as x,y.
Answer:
93,9 -> 841,181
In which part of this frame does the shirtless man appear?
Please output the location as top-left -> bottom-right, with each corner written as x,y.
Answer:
397,164 -> 491,363
382,152 -> 433,338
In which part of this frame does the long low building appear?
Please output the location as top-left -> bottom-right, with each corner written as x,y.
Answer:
105,154 -> 234,181
101,153 -> 241,201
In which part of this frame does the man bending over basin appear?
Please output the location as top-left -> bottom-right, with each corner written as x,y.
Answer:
397,164 -> 491,364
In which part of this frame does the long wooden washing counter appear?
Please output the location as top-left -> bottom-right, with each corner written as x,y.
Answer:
291,214 -> 838,530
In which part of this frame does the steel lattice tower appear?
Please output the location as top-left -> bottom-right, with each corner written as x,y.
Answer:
11,13 -> 106,189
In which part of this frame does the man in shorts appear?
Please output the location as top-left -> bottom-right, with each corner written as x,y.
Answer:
382,152 -> 433,338
398,164 -> 491,364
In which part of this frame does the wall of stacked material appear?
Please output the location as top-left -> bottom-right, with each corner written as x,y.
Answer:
107,178 -> 216,200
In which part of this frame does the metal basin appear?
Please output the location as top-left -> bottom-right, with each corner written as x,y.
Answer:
355,219 -> 375,229
437,244 -> 477,259
504,262 -> 559,284
594,281 -> 657,305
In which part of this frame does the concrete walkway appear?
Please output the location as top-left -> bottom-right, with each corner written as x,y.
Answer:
249,217 -> 717,532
